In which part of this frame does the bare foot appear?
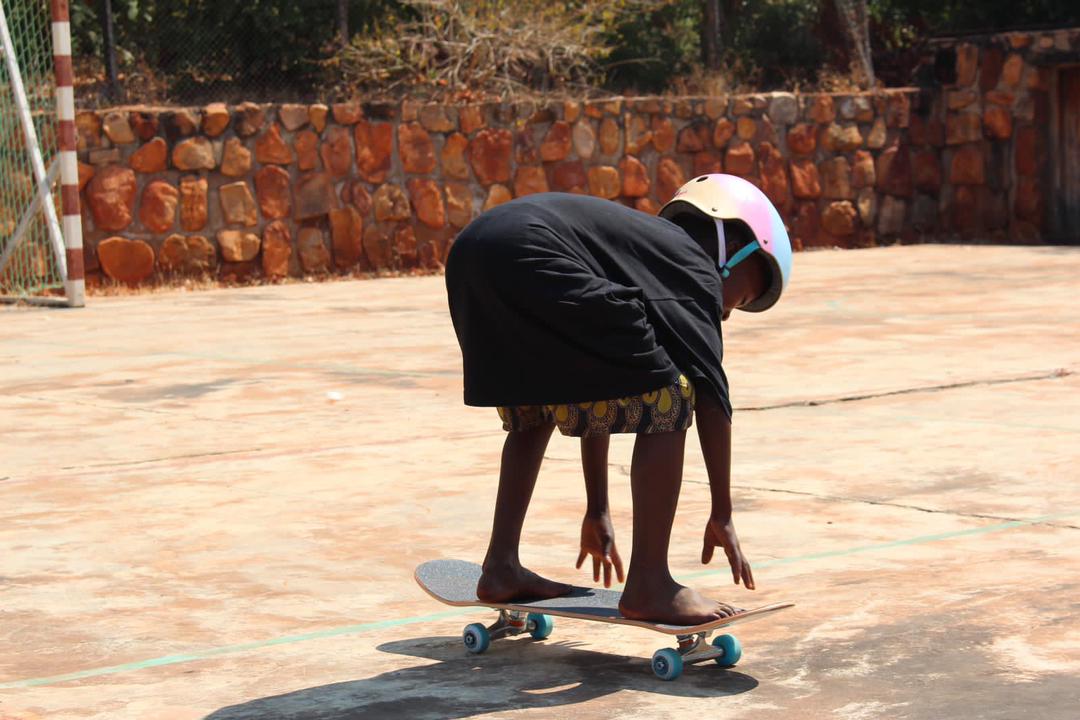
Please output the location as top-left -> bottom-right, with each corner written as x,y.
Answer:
619,576 -> 742,625
477,562 -> 573,603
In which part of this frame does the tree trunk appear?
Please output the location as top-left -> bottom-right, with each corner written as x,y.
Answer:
337,0 -> 349,47
834,0 -> 875,88
701,0 -> 721,70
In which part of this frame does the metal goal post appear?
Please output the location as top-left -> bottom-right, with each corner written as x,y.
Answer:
0,0 -> 84,307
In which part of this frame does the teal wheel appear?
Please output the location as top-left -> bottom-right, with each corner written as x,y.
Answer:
462,623 -> 491,654
651,648 -> 684,681
527,613 -> 554,640
712,634 -> 742,667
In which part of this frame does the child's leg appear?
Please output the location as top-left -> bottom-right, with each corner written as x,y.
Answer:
477,422 -> 572,602
618,429 -> 736,625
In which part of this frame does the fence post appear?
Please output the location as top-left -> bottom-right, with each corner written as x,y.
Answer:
99,0 -> 119,99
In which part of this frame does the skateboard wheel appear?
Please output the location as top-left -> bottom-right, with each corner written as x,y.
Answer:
527,613 -> 554,640
712,634 -> 742,667
651,648 -> 683,681
462,623 -> 491,654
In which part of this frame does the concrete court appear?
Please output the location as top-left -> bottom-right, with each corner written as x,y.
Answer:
1,244 -> 1078,720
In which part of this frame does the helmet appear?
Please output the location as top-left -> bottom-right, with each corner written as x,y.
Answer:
659,174 -> 792,313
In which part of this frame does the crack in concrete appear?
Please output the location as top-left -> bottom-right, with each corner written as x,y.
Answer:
546,455 -> 1079,531
734,368 -> 1073,412
684,478 -> 1080,530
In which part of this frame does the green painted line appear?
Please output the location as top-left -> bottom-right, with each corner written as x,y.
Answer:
0,608 -> 470,690
2,510 -> 1075,690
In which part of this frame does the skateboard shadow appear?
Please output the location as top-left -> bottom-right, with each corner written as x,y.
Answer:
204,635 -> 759,719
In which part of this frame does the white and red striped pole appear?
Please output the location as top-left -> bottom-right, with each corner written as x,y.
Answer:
50,0 -> 84,307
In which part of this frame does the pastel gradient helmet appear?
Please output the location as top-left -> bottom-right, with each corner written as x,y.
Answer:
659,173 -> 793,312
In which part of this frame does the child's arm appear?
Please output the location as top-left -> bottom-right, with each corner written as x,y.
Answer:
695,390 -> 756,589
576,435 -> 625,587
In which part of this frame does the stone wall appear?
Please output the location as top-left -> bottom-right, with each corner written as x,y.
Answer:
74,27 -> 1079,287
920,27 -> 1080,242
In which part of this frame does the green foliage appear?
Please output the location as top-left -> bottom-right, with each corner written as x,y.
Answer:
601,1 -> 703,92
870,0 -> 1078,43
727,0 -> 827,88
66,0 -> 1080,102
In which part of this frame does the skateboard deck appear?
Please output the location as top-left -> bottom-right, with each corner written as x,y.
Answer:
416,559 -> 794,679
416,558 -> 792,634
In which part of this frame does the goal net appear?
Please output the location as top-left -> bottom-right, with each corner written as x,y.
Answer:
0,0 -> 82,306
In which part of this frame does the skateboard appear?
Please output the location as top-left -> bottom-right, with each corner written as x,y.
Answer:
415,559 -> 794,680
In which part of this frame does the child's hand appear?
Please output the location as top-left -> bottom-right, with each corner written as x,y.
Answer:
576,513 -> 625,588
702,517 -> 756,590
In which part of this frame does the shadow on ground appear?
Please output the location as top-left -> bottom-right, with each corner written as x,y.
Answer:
204,635 -> 758,719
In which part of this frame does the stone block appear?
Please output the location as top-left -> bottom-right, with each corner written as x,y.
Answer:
255,124 -> 294,165
768,93 -> 798,125
821,201 -> 857,236
217,230 -> 260,262
102,111 -> 135,144
692,151 -> 723,177
820,157 -> 853,200
574,120 -> 597,158
320,126 -> 353,176
441,133 -> 470,180
330,206 -> 365,269
202,103 -> 230,137
180,176 -> 208,232
172,137 -> 215,171
279,104 -> 309,131
159,234 -> 215,275
139,180 -> 179,233
408,178 -> 447,227
541,121 -> 572,162
298,227 -> 330,272
620,156 -> 650,197
400,123 -> 436,174
552,161 -> 588,194
713,118 -> 735,149
373,184 -> 411,222
787,123 -> 816,155
655,157 -> 686,203
651,117 -> 676,153
295,172 -> 336,220
129,137 -> 167,173
483,184 -> 513,211
587,166 -> 620,199
468,129 -> 513,185
725,143 -> 755,176
790,159 -> 821,199
255,165 -> 292,220
354,121 -> 393,183
262,220 -> 292,279
234,102 -> 265,137
599,118 -> 621,156
219,182 -> 258,227
98,236 -> 154,284
86,165 -> 136,231
445,182 -> 473,228
419,104 -> 456,132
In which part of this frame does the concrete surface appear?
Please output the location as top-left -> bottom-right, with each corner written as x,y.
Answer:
1,244 -> 1078,720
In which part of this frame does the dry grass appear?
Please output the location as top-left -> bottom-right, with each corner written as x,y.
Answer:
333,0 -> 609,101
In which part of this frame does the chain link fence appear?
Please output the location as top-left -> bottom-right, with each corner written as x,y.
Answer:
1,0 -> 64,299
71,0 -> 365,108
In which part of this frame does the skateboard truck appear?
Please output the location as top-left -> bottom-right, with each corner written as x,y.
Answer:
462,610 -> 555,654
649,630 -> 742,681
461,609 -> 741,681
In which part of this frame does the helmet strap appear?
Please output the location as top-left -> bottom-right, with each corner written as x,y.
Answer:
715,218 -> 727,268
720,240 -> 761,279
